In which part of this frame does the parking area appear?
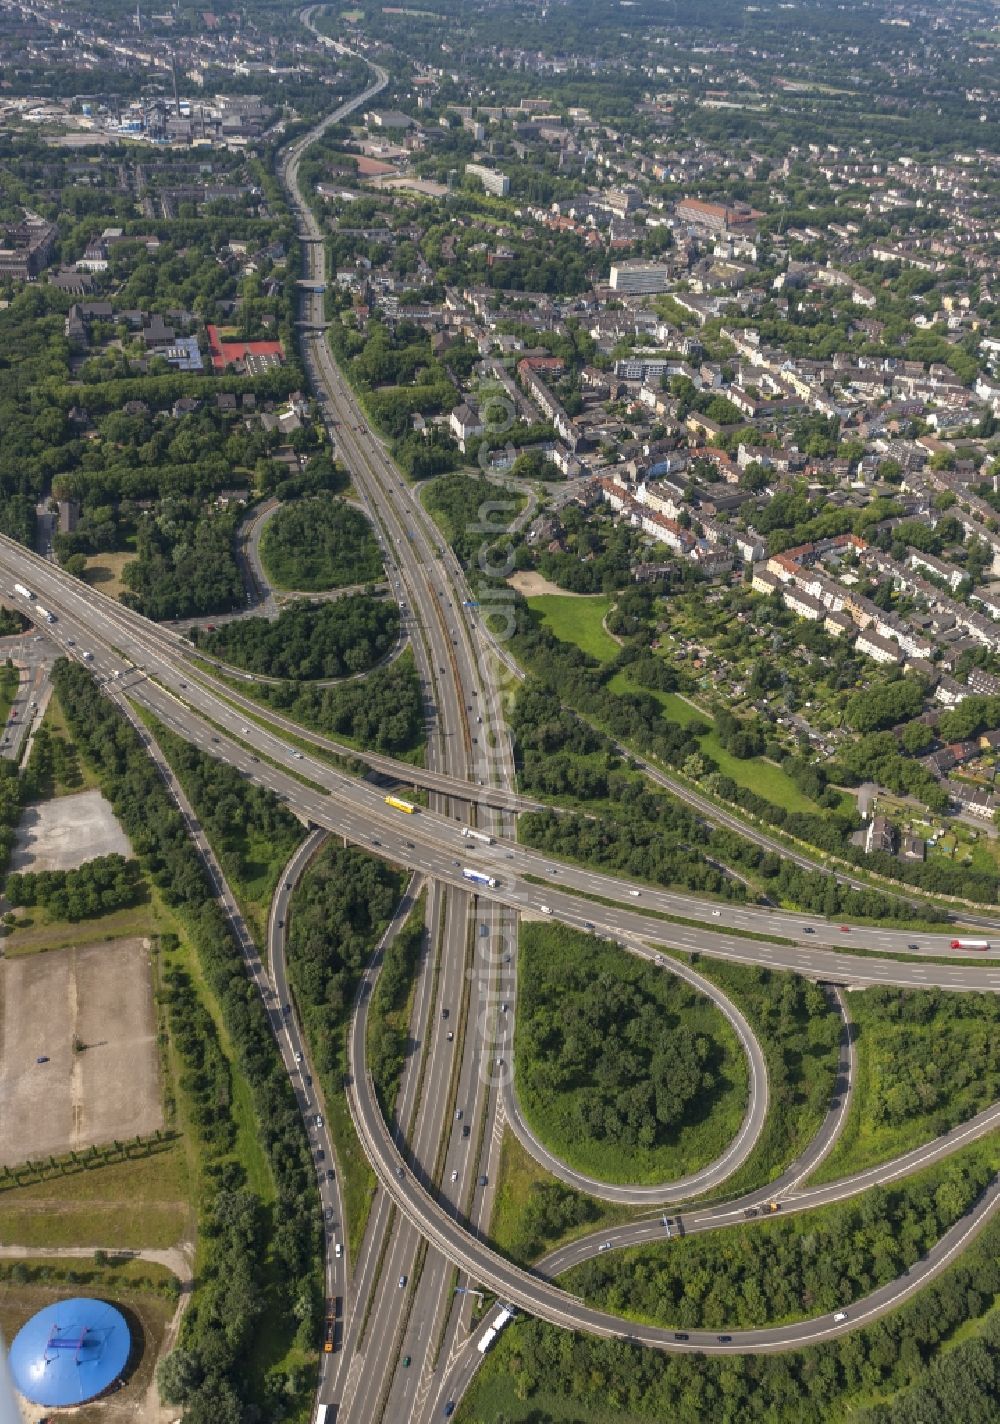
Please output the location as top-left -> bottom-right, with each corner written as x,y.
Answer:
0,938 -> 162,1167
10,787 -> 131,873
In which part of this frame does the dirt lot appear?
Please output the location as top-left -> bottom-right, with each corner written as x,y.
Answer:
508,571 -> 588,597
0,939 -> 162,1167
10,788 -> 131,873
83,550 -> 137,602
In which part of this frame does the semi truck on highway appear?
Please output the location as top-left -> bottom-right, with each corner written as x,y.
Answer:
385,794 -> 417,814
35,604 -> 55,623
463,868 -> 499,889
12,584 -> 32,600
951,939 -> 990,951
461,827 -> 494,845
322,1295 -> 342,1354
477,1305 -> 516,1354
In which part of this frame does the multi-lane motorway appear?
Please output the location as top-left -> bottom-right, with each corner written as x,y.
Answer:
10,541 -> 1000,988
6,9 -> 1000,1417
281,17 -> 526,1419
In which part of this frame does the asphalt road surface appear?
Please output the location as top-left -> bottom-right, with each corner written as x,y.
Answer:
7,13 -> 1000,1417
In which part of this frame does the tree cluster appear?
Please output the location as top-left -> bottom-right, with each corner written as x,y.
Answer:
478,1180 -> 1000,1424
152,728 -> 303,896
422,472 -> 527,572
24,721 -> 84,799
5,853 -> 141,921
0,754 -> 24,883
254,655 -> 425,756
260,498 -> 383,591
198,595 -> 399,681
507,1180 -> 601,1265
368,897 -> 426,1117
52,661 -> 320,1423
122,499 -> 244,621
844,677 -> 925,733
566,1152 -> 991,1330
853,987 -> 1000,1138
285,844 -> 405,1135
519,925 -> 730,1158
714,706 -> 767,760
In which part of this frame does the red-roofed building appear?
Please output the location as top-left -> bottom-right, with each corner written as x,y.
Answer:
517,355 -> 565,380
207,325 -> 285,373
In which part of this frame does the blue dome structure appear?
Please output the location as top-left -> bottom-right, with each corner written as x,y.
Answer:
9,1297 -> 130,1408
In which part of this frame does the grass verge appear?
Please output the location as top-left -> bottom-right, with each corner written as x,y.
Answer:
0,1142 -> 193,1250
488,1128 -> 634,1267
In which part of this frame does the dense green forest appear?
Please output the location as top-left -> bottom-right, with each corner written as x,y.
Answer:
367,890 -> 426,1117
51,660 -> 319,1422
150,725 -> 304,904
0,607 -> 28,637
285,842 -> 406,1243
260,498 -> 384,590
122,500 -> 244,620
0,751 -> 23,880
196,595 -> 399,680
565,1144 -> 995,1330
814,987 -> 1000,1182
422,471 -> 527,569
24,718 -> 85,798
251,653 -> 425,756
516,924 -> 746,1183
461,1196 -> 1000,1424
286,843 -> 405,1064
5,853 -> 142,920
685,962 -> 842,1200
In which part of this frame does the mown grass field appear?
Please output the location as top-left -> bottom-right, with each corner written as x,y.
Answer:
0,1145 -> 194,1249
526,593 -> 618,662
5,892 -> 161,957
82,548 -> 137,601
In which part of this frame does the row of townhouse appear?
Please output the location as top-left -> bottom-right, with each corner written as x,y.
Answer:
632,476 -> 764,561
599,477 -> 735,575
752,535 -> 946,667
518,364 -> 584,449
862,548 -> 1000,650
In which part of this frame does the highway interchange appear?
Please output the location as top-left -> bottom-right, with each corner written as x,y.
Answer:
7,11 -> 1000,1422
